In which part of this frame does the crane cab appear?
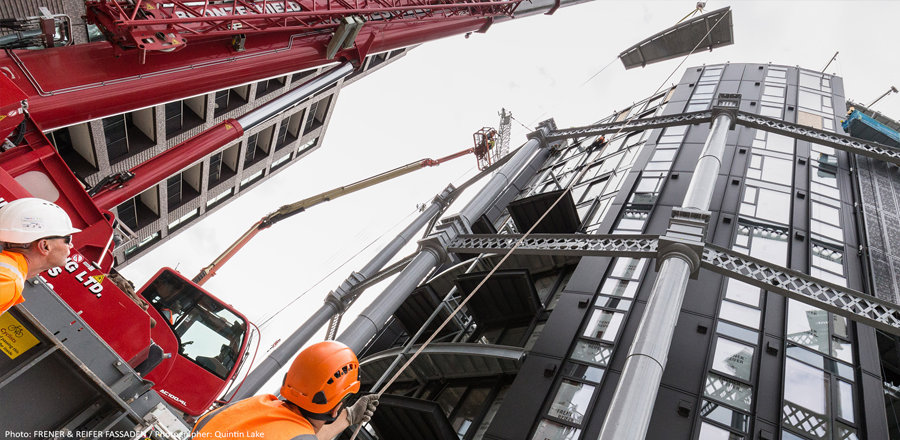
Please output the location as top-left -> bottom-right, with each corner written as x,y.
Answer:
138,268 -> 250,415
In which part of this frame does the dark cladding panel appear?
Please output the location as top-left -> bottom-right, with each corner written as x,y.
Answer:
619,7 -> 734,70
508,189 -> 581,234
456,270 -> 542,330
484,354 -> 562,440
369,395 -> 458,440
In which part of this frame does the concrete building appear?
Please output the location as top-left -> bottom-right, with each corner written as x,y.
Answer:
0,2 -> 410,266
345,63 -> 900,440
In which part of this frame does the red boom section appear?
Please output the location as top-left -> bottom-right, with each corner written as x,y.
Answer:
85,0 -> 519,52
92,118 -> 244,210
1,0 -> 518,131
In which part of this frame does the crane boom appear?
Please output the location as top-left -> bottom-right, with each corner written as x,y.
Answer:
193,150 -> 471,285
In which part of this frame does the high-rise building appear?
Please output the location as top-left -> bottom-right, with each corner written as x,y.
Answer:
0,1 -> 410,267
347,63 -> 900,440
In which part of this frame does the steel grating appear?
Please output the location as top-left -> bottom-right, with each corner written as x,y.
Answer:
447,234 -> 659,258
547,109 -> 900,166
447,233 -> 900,335
735,112 -> 900,166
701,244 -> 900,335
546,111 -> 713,142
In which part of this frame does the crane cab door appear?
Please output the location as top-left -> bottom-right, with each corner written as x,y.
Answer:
138,268 -> 250,415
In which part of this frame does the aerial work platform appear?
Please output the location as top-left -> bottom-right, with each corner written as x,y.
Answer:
619,6 -> 734,69
843,109 -> 900,148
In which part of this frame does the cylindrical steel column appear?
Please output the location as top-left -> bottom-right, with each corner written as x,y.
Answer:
338,132 -> 549,352
231,187 -> 451,399
598,112 -> 732,440
231,302 -> 339,399
237,62 -> 354,131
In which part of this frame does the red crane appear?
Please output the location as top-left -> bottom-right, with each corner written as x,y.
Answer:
0,0 -> 528,417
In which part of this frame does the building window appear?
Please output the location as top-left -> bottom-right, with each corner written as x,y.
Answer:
244,126 -> 274,169
304,96 -> 333,135
297,137 -> 319,157
214,85 -> 249,117
165,96 -> 206,139
240,170 -> 264,189
103,109 -> 156,164
255,76 -> 287,99
275,109 -> 306,151
168,208 -> 199,232
208,143 -> 239,188
292,69 -> 316,85
116,187 -> 160,231
166,162 -> 202,210
48,123 -> 99,179
206,188 -> 233,209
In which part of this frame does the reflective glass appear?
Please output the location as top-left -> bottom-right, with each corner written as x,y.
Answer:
704,373 -> 752,411
759,156 -> 793,186
799,90 -> 823,111
563,362 -> 605,383
800,72 -> 823,90
724,278 -> 760,307
748,226 -> 789,266
786,300 -> 829,354
760,105 -> 782,118
570,340 -> 613,366
811,202 -> 840,225
599,278 -> 638,298
716,322 -> 759,345
719,300 -> 760,329
532,419 -> 581,440
784,357 -> 827,414
711,337 -> 755,381
836,380 -> 854,423
699,422 -> 743,440
764,132 -> 795,154
832,337 -> 853,364
754,188 -> 791,224
583,310 -> 624,342
547,379 -> 595,425
701,400 -> 750,433
610,258 -> 646,279
763,85 -> 785,98
594,296 -> 632,311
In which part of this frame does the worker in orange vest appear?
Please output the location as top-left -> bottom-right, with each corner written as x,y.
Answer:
0,198 -> 80,316
194,341 -> 379,439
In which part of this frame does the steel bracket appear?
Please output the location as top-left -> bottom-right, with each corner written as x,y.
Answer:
710,93 -> 740,129
419,215 -> 471,265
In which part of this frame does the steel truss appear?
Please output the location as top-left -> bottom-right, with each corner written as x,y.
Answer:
546,110 -> 900,166
447,234 -> 900,335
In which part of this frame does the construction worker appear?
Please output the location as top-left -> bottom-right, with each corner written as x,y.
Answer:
0,198 -> 80,316
193,341 -> 379,439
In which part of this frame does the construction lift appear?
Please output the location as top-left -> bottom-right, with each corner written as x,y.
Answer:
192,142 -> 496,286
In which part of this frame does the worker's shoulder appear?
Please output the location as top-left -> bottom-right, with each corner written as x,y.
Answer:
0,251 -> 27,275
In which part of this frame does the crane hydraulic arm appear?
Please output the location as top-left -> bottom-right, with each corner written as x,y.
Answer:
192,149 -> 472,285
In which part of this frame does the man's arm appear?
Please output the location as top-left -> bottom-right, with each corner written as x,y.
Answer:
314,409 -> 350,440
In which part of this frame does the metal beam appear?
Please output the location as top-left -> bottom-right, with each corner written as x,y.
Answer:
734,112 -> 900,166
546,111 -> 713,142
547,109 -> 900,166
701,244 -> 900,335
446,232 -> 900,336
447,234 -> 659,257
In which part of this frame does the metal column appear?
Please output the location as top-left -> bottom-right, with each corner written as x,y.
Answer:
598,104 -> 735,440
230,186 -> 454,399
338,127 -> 552,352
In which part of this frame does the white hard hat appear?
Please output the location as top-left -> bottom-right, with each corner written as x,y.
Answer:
0,198 -> 81,244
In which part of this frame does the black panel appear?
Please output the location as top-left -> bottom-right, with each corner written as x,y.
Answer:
370,395 -> 458,440
456,270 -> 541,330
531,292 -> 593,359
662,312 -> 714,396
484,353 -> 561,440
394,285 -> 457,339
508,189 -> 580,234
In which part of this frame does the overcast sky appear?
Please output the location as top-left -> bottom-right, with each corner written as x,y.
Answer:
120,1 -> 900,395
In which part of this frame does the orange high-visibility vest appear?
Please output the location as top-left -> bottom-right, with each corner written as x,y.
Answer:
193,394 -> 318,439
0,250 -> 28,316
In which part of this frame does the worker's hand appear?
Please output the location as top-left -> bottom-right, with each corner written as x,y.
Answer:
345,394 -> 379,425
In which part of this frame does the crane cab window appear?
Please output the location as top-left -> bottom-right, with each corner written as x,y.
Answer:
141,269 -> 246,379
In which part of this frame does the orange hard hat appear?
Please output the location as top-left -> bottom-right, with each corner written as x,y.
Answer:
281,341 -> 361,415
